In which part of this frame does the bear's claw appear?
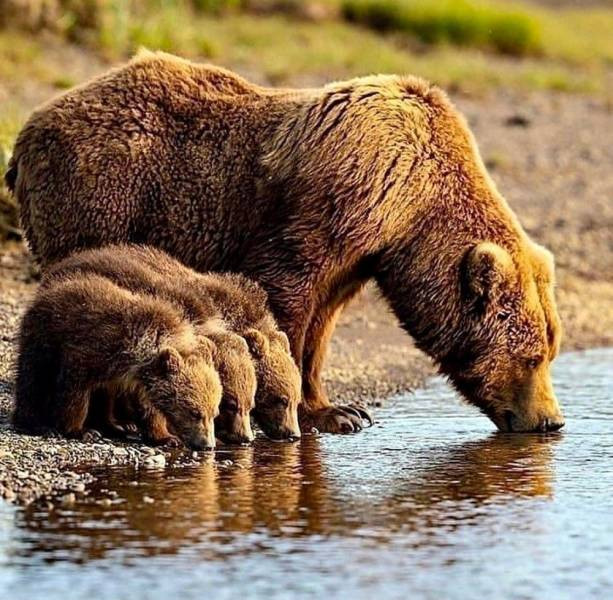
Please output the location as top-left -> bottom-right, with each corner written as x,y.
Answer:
339,404 -> 374,427
301,404 -> 374,434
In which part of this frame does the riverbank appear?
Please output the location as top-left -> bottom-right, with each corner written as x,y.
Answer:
1,85 -> 612,505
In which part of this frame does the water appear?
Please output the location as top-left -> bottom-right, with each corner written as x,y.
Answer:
0,348 -> 611,600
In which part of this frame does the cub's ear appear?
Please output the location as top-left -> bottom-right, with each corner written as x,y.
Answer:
243,328 -> 269,358
152,347 -> 183,376
272,330 -> 291,354
462,242 -> 515,301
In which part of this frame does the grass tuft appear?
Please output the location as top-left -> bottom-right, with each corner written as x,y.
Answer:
341,0 -> 543,56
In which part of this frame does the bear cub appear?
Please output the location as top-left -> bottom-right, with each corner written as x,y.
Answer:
13,274 -> 222,450
44,244 -> 302,441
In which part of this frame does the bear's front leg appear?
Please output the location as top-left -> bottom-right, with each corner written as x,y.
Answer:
299,305 -> 373,435
54,374 -> 92,439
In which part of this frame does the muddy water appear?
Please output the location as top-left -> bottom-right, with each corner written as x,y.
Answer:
0,348 -> 612,600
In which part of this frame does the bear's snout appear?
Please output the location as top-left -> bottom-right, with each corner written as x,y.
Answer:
503,410 -> 565,433
533,415 -> 565,433
186,426 -> 216,451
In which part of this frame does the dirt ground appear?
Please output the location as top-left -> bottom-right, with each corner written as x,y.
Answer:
0,81 -> 611,504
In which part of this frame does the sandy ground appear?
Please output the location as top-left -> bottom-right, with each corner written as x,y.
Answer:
0,87 -> 611,505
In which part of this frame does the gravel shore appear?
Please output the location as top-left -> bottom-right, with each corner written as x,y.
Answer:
1,89 -> 611,505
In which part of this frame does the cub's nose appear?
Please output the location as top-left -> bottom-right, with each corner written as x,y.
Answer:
190,433 -> 216,451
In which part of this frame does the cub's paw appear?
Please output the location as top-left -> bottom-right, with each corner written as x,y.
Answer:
123,422 -> 139,434
156,435 -> 182,449
300,404 -> 374,434
81,429 -> 103,443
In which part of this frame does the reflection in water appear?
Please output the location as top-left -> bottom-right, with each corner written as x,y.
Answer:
0,348 -> 611,600
12,428 -> 558,562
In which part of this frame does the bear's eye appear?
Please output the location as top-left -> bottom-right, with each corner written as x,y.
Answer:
275,396 -> 290,408
497,311 -> 511,321
223,398 -> 239,414
526,356 -> 543,370
190,409 -> 203,420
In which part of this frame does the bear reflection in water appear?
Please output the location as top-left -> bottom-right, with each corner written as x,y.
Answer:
17,431 -> 558,562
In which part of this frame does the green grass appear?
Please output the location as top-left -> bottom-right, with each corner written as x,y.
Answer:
341,0 -> 543,56
0,108 -> 25,241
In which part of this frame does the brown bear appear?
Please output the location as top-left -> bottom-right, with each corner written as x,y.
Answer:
12,273 -> 222,449
43,244 -> 302,440
7,52 -> 564,433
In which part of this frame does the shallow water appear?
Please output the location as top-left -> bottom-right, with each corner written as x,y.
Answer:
0,348 -> 611,600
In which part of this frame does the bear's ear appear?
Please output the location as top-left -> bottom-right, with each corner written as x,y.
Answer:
153,347 -> 183,376
243,328 -> 269,358
272,330 -> 291,354
462,242 -> 515,302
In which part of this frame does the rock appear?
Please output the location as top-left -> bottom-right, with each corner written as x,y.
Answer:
505,113 -> 531,127
59,492 -> 75,505
142,495 -> 154,504
143,454 -> 166,468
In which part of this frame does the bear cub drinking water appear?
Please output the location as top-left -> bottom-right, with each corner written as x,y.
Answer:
43,244 -> 302,441
13,274 -> 222,450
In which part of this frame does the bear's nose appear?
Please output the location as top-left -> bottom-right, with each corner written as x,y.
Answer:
538,417 -> 565,433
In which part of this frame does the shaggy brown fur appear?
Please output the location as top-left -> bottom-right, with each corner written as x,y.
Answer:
13,273 -> 222,449
9,52 -> 564,432
204,327 -> 256,445
43,244 -> 301,440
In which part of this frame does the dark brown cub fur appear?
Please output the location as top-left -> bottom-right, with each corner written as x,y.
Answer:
13,274 -> 222,449
44,244 -> 302,440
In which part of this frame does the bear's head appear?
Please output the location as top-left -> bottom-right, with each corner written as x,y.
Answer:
441,242 -> 564,432
244,328 -> 302,441
208,331 -> 257,445
139,346 -> 222,449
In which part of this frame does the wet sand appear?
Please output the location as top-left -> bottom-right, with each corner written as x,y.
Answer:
0,88 -> 612,504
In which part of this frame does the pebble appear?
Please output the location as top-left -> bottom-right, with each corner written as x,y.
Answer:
143,454 -> 166,468
142,495 -> 154,504
59,493 -> 75,505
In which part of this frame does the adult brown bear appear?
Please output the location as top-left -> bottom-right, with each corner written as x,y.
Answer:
7,51 -> 564,434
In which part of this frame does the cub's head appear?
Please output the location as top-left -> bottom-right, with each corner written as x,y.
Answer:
139,346 -> 222,449
244,328 -> 301,441
209,331 -> 257,445
442,242 -> 564,433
